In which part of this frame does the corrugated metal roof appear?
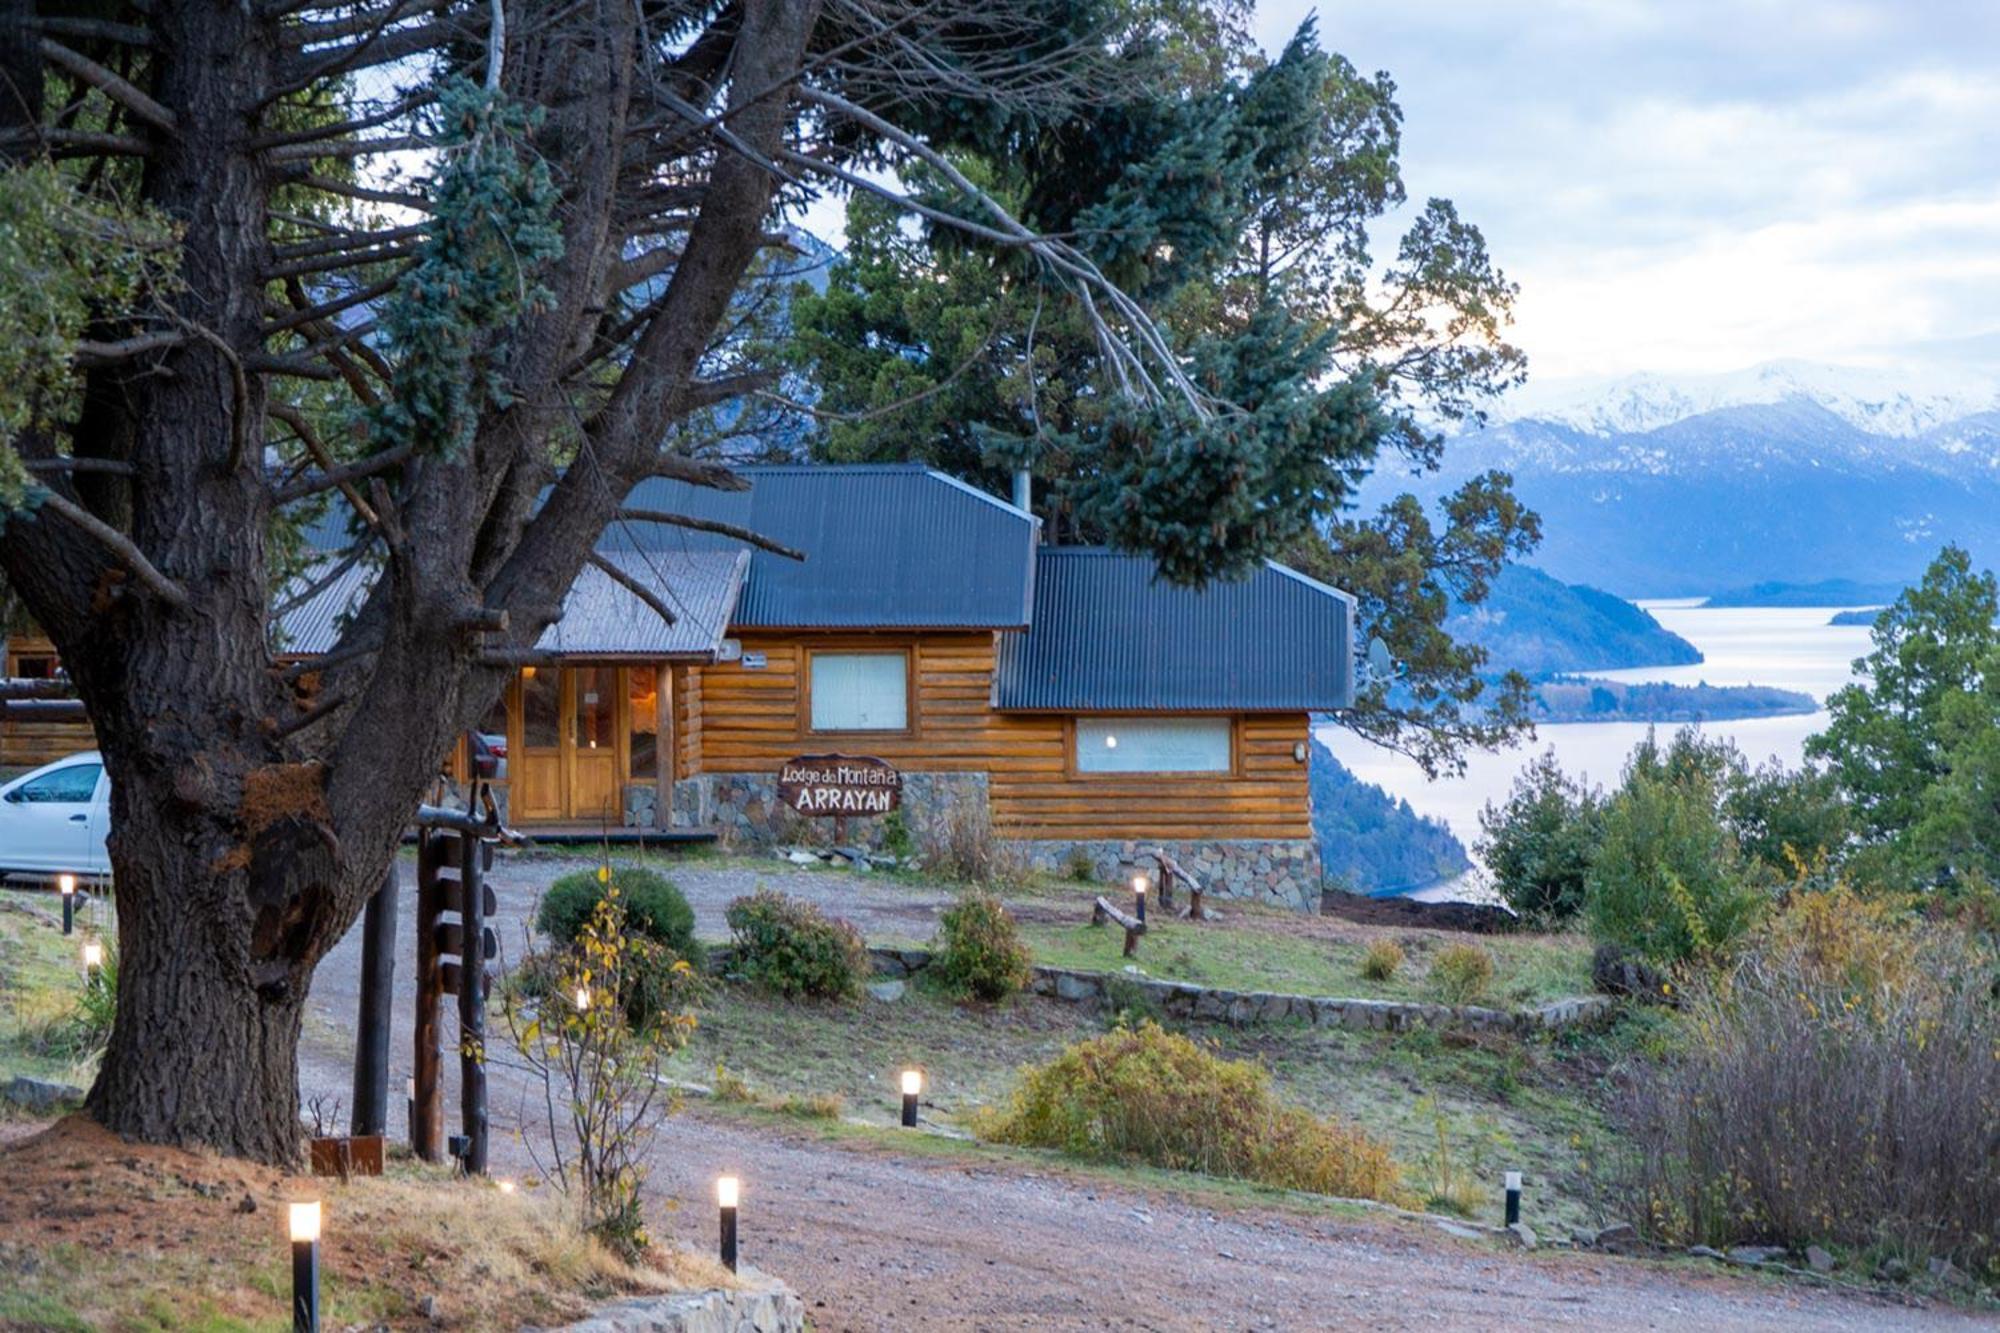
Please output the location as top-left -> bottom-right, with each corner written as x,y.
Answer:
609,464 -> 1037,628
272,549 -> 745,658
535,549 -> 746,656
993,548 -> 1355,712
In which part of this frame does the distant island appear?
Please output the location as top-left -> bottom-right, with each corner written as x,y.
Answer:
1828,607 -> 1883,627
1530,677 -> 1817,724
1309,740 -> 1470,896
1705,578 -> 1909,608
1450,564 -> 1702,676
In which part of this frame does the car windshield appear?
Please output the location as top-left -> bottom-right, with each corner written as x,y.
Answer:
9,763 -> 101,804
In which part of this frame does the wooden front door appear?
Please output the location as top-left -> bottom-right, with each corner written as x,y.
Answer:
515,666 -> 565,821
567,665 -> 620,824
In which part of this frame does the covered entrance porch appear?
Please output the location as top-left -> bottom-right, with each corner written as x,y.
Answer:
467,663 -> 674,828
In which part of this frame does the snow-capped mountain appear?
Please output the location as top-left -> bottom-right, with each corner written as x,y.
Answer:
1369,358 -> 2000,597
1497,358 -> 2000,441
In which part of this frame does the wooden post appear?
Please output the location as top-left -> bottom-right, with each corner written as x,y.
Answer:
456,828 -> 490,1175
655,665 -> 672,825
1091,895 -> 1146,959
350,863 -> 399,1137
412,829 -> 450,1162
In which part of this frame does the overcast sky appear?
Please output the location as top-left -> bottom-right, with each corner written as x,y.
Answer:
1249,1 -> 2000,382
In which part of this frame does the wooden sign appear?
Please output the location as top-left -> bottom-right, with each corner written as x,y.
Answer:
778,753 -> 903,816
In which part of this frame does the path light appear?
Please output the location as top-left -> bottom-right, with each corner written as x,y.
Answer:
289,1200 -> 321,1332
716,1175 -> 739,1272
900,1069 -> 922,1128
1504,1171 -> 1522,1227
573,985 -> 591,1013
58,874 -> 75,935
81,940 -> 103,979
1131,871 -> 1149,926
497,1178 -> 516,1195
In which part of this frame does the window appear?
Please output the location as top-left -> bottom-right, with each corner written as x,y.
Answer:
573,666 -> 616,750
628,668 -> 660,780
521,667 -> 559,748
1075,718 -> 1231,774
7,762 -> 101,804
809,651 -> 908,732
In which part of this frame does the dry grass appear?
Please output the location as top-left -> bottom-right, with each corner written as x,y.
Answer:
0,1117 -> 732,1330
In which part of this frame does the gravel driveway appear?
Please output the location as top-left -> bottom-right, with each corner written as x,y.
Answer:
294,851 -> 1986,1332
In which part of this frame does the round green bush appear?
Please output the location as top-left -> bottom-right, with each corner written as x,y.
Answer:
724,888 -> 867,999
538,865 -> 700,965
932,890 -> 1032,1001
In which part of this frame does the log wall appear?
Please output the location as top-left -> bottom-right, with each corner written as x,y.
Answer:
691,632 -> 1312,842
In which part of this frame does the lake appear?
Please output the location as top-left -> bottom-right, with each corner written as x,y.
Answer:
1314,601 -> 1880,900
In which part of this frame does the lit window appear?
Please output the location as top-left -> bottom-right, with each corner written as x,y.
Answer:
1075,718 -> 1230,773
810,652 -> 908,732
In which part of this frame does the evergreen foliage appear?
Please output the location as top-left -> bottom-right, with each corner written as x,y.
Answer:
1808,545 -> 2000,890
793,18 -> 1535,774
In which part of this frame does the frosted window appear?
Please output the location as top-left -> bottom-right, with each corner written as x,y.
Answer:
810,652 -> 908,731
1075,718 -> 1231,773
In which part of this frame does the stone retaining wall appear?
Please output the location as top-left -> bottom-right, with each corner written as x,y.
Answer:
550,1271 -> 803,1333
1012,839 -> 1321,912
739,946 -> 1617,1035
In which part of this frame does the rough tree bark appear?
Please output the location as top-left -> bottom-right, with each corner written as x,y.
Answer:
0,0 -> 1175,1163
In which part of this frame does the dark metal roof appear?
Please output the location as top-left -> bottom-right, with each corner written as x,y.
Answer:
993,548 -> 1355,712
609,465 -> 1037,628
273,550 -> 745,658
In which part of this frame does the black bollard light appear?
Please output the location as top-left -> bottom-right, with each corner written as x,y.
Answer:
899,1069 -> 922,1128
1131,871 -> 1148,925
289,1201 -> 321,1332
717,1176 -> 739,1272
405,1076 -> 416,1140
1504,1170 -> 1522,1227
58,873 -> 75,935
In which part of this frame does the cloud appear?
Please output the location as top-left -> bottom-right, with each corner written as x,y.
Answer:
1261,0 -> 2000,378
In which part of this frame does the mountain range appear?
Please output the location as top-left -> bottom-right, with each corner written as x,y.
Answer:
1379,358 -> 2000,597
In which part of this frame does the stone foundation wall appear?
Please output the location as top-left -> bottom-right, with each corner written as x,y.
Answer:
1012,838 -> 1322,913
668,771 -> 989,851
667,774 -> 1322,912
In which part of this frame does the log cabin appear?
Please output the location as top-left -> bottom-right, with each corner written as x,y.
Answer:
20,465 -> 1357,909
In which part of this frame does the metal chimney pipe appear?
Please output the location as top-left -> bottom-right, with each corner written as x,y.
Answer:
1012,467 -> 1031,512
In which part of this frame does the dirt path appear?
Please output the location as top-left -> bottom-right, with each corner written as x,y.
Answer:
297,856 -> 1989,1332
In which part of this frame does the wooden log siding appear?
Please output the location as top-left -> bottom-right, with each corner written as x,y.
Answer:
0,636 -> 95,768
691,633 -> 1313,842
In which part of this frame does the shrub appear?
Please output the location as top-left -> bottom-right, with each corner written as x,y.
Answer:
724,888 -> 868,999
539,865 -> 700,965
977,1021 -> 1402,1202
1428,943 -> 1493,1004
503,893 -> 701,1258
876,809 -> 915,861
919,796 -> 1029,886
1477,750 -> 1604,922
1614,908 -> 2000,1272
1586,771 -> 1765,964
931,890 -> 1033,1001
1359,939 -> 1404,982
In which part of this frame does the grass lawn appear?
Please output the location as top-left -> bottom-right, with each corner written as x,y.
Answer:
0,890 -> 108,1087
673,980 -> 1629,1235
1009,912 -> 1594,1008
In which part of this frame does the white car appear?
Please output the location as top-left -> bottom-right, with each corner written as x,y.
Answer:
0,751 -> 112,879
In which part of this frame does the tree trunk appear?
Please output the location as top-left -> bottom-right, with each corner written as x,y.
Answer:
88,862 -> 309,1162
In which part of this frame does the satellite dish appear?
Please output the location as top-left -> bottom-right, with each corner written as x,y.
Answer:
1366,635 -> 1395,683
